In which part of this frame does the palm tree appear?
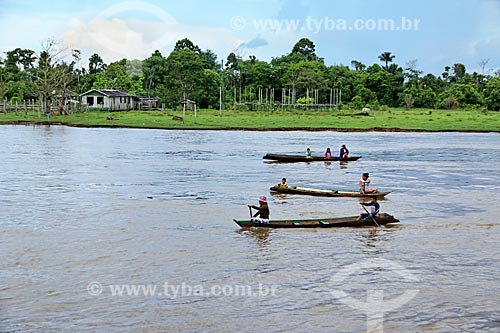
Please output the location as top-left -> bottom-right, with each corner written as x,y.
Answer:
351,60 -> 366,71
378,52 -> 395,69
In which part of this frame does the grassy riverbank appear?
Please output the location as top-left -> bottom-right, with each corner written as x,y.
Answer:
1,108 -> 499,132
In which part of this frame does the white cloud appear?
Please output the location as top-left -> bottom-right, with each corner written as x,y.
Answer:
463,1 -> 500,71
61,17 -> 177,62
56,0 -> 246,64
60,16 -> 252,65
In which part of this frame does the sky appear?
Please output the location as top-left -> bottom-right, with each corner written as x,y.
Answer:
1,0 -> 499,76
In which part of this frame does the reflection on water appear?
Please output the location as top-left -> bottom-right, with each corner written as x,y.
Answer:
357,225 -> 402,251
1,126 -> 499,333
238,228 -> 272,247
339,160 -> 349,169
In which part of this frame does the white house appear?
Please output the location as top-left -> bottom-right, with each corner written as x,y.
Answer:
79,89 -> 138,111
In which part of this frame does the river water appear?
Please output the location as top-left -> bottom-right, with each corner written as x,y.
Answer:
1,125 -> 499,333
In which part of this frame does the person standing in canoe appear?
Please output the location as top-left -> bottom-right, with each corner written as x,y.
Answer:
324,147 -> 332,159
306,147 -> 313,159
357,196 -> 380,221
359,172 -> 378,194
339,144 -> 349,159
248,196 -> 270,223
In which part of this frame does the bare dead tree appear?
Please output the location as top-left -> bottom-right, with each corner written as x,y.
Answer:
478,58 -> 490,76
404,59 -> 423,83
35,39 -> 75,115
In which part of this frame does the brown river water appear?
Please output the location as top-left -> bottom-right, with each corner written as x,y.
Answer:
1,125 -> 499,333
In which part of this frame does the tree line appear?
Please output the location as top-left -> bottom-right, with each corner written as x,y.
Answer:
1,37 -> 500,111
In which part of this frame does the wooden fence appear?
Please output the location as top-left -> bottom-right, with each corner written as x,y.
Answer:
0,100 -> 88,114
1,99 -> 163,113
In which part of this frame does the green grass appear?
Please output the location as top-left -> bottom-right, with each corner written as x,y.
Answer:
1,108 -> 499,132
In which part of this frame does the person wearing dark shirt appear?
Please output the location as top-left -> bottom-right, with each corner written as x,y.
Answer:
357,196 -> 380,221
339,144 -> 349,159
248,195 -> 270,223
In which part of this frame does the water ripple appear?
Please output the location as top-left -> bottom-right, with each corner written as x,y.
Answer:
1,127 -> 499,332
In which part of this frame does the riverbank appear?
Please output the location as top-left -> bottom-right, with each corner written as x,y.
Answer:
1,108 -> 499,132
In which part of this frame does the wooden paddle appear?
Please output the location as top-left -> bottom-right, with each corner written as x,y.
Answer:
248,206 -> 253,218
361,204 -> 379,227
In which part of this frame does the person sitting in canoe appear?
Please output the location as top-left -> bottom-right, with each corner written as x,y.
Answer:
324,147 -> 332,159
340,144 -> 349,159
248,196 -> 270,223
359,172 -> 378,194
357,196 -> 380,221
305,147 -> 313,159
277,177 -> 288,188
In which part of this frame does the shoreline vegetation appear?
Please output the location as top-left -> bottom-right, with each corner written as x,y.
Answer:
1,108 -> 499,132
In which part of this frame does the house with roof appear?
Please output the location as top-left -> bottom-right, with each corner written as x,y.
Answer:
79,89 -> 139,111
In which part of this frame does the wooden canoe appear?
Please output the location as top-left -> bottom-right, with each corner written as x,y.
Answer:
270,185 -> 391,198
263,153 -> 361,162
233,213 -> 399,228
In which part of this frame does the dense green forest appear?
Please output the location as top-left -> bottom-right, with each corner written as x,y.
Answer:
1,37 -> 500,111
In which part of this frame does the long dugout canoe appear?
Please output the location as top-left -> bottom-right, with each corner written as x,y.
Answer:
270,185 -> 391,198
263,153 -> 361,162
233,213 -> 399,228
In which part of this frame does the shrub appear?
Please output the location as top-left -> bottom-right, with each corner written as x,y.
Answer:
442,97 -> 459,110
404,94 -> 415,109
350,95 -> 363,109
296,97 -> 315,104
483,77 -> 500,111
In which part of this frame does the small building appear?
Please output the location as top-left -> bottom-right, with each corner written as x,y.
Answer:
79,89 -> 138,111
180,98 -> 197,122
138,96 -> 159,110
180,98 -> 196,111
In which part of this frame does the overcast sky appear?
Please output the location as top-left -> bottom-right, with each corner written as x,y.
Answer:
1,0 -> 499,75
